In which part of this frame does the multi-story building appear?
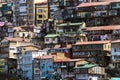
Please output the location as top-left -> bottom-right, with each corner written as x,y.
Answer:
0,37 -> 31,59
53,52 -> 82,80
56,22 -> 87,44
21,50 -> 39,80
72,40 -> 111,67
12,0 -> 34,26
35,1 -> 48,27
111,39 -> 120,75
33,55 -> 54,80
74,61 -> 105,80
44,34 -> 60,48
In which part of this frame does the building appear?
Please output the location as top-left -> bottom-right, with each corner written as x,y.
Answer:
0,37 -> 31,59
0,22 -> 13,40
82,25 -> 120,41
72,40 -> 111,66
13,26 -> 34,39
56,22 -> 87,44
34,55 -> 54,80
44,34 -> 60,48
35,1 -> 48,27
12,0 -> 34,26
111,39 -> 120,75
53,52 -> 82,80
21,50 -> 40,80
74,61 -> 105,80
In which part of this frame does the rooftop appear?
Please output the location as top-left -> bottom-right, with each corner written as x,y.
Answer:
45,34 -> 59,38
77,1 -> 110,8
111,39 -> 120,43
84,25 -> 120,31
74,40 -> 110,45
75,63 -> 97,68
56,22 -> 83,27
5,37 -> 30,42
35,55 -> 54,59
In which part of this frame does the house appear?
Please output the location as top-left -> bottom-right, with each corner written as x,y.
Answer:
33,55 -> 54,80
74,61 -> 105,80
44,34 -> 60,48
72,40 -> 111,67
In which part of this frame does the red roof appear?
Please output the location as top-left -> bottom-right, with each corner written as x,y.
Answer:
111,39 -> 120,43
74,40 -> 110,45
54,59 -> 82,63
77,1 -> 110,8
85,25 -> 120,31
5,37 -> 30,42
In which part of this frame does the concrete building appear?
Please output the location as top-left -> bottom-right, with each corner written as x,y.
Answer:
72,40 -> 111,67
35,1 -> 48,27
12,0 -> 34,26
0,37 -> 31,59
21,50 -> 39,80
44,34 -> 60,48
111,39 -> 120,75
34,55 -> 54,80
74,61 -> 105,80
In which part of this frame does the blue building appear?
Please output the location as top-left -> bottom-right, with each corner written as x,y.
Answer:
33,55 -> 54,80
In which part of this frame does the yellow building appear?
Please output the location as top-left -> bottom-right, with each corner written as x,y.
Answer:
35,1 -> 48,27
0,37 -> 32,59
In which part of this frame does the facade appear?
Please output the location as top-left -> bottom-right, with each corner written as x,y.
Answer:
0,37 -> 31,59
72,40 -> 111,66
56,22 -> 87,44
34,55 -> 54,80
12,0 -> 34,26
74,62 -> 105,80
111,39 -> 120,75
53,52 -> 82,80
35,1 -> 48,27
13,26 -> 34,38
44,34 -> 60,48
21,50 -> 39,80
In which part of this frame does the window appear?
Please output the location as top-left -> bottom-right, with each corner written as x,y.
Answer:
38,15 -> 42,18
38,9 -> 43,13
